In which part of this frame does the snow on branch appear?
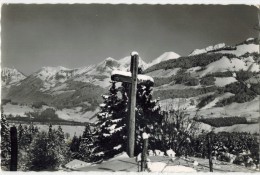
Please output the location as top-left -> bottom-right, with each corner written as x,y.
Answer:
142,132 -> 150,139
113,145 -> 122,150
99,103 -> 106,108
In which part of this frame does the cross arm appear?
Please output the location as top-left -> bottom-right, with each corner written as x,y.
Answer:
111,70 -> 154,86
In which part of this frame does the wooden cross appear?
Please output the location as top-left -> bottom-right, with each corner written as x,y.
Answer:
111,52 -> 154,157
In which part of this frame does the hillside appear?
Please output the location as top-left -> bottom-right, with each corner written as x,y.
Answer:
145,38 -> 259,132
2,38 -> 259,129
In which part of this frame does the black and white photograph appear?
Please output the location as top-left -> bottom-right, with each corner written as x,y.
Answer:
1,1 -> 260,172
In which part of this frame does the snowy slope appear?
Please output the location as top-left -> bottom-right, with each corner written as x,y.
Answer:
32,66 -> 74,91
189,43 -> 226,56
1,67 -> 26,87
189,38 -> 258,57
214,77 -> 237,87
218,43 -> 258,57
198,56 -> 259,77
148,52 -> 180,67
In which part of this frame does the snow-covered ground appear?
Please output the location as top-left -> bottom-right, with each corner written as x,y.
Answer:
147,162 -> 196,173
214,123 -> 259,134
201,92 -> 234,110
26,124 -> 85,137
55,107 -> 99,123
199,56 -> 259,77
74,151 -> 257,172
3,103 -> 99,123
189,43 -> 226,56
65,159 -> 91,169
218,43 -> 258,57
159,95 -> 259,134
198,96 -> 259,119
159,97 -> 197,111
214,77 -> 237,87
155,83 -> 202,90
3,103 -> 34,117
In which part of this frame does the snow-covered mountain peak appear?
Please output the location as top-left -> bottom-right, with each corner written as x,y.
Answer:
189,43 -> 226,56
32,66 -> 74,91
118,56 -> 148,71
148,52 -> 180,67
2,67 -> 25,76
105,57 -> 116,61
1,67 -> 26,87
40,66 -> 70,72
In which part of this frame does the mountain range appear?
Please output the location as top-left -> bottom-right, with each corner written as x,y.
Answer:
2,38 -> 260,132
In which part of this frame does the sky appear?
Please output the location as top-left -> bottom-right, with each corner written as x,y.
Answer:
1,4 -> 258,75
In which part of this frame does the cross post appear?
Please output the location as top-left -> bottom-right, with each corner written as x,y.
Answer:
111,52 -> 154,157
128,52 -> 138,157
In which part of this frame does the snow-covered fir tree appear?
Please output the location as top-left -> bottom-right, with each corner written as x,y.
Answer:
18,123 -> 24,142
78,124 -> 95,162
26,131 -> 60,171
93,81 -> 128,161
26,124 -> 67,170
134,81 -> 162,153
55,126 -> 67,164
19,124 -> 33,149
94,68 -> 163,160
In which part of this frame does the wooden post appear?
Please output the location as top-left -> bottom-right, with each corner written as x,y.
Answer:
207,132 -> 213,172
10,126 -> 18,171
127,52 -> 139,157
258,6 -> 260,169
141,138 -> 148,172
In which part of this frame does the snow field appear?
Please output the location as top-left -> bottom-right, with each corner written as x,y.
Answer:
214,77 -> 237,87
199,57 -> 259,77
201,92 -> 235,110
218,43 -> 259,57
3,103 -> 34,117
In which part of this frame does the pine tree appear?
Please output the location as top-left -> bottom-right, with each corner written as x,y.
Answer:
134,82 -> 162,153
1,114 -> 11,169
29,122 -> 34,134
26,131 -> 60,171
70,135 -> 81,159
18,123 -> 24,142
78,124 -> 95,162
94,81 -> 128,161
56,126 -> 65,143
94,69 -> 163,160
19,124 -> 32,149
55,126 -> 67,164
26,124 -> 68,170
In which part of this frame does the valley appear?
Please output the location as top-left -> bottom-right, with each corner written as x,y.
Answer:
2,37 -> 260,134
